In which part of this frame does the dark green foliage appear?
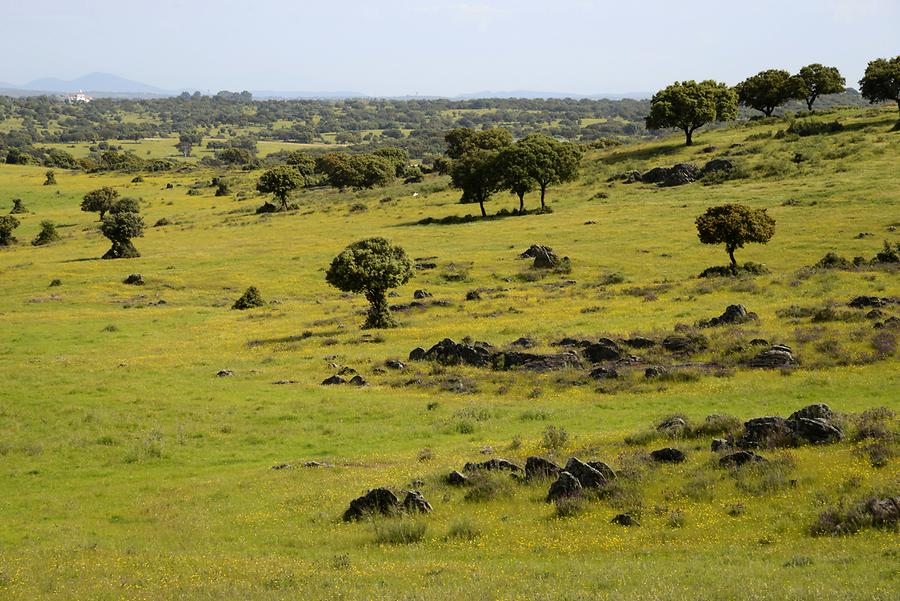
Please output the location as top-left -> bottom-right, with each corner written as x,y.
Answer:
81,187 -> 119,220
44,148 -> 78,169
325,237 -> 414,329
787,119 -> 843,136
645,80 -> 738,145
811,497 -> 900,536
859,56 -> 900,118
698,262 -> 770,278
372,147 -> 410,177
874,240 -> 900,263
315,152 -> 395,190
511,134 -> 583,210
100,199 -> 144,259
215,181 -> 230,196
696,204 -> 776,267
449,149 -> 504,217
232,286 -> 266,310
256,166 -> 302,209
9,198 -> 27,214
444,127 -> 513,159
284,150 -> 316,185
43,170 -> 57,185
813,252 -> 852,270
735,69 -> 797,117
795,64 -> 846,111
31,221 -> 61,246
0,215 -> 20,246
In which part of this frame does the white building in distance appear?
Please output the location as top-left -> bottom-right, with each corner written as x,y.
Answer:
65,90 -> 92,103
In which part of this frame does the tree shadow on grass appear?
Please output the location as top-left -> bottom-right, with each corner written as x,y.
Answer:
395,207 -> 552,227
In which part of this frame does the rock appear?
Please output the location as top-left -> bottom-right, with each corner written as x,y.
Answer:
788,417 -> 843,444
750,338 -> 770,346
343,488 -> 400,521
623,336 -> 656,349
422,338 -> 493,367
348,375 -> 368,386
413,290 -> 432,299
216,369 -> 234,377
738,416 -> 792,448
866,309 -> 887,320
385,359 -> 406,370
554,337 -> 593,348
702,158 -> 734,174
662,333 -> 709,354
271,463 -> 291,470
698,304 -> 758,327
463,458 -> 522,473
644,366 -> 669,379
589,366 -> 619,380
719,450 -> 766,467
641,166 -> 670,184
337,366 -> 357,376
546,471 -> 582,503
520,244 -> 554,259
875,316 -> 900,329
408,347 -> 426,361
525,456 -> 561,480
533,248 -> 560,269
865,497 -> 900,527
586,461 -> 617,481
321,375 -> 346,385
563,457 -> 609,489
465,290 -> 482,301
611,513 -> 639,526
123,273 -> 144,286
660,163 -> 701,187
584,338 -> 624,362
748,344 -> 795,368
650,448 -> 686,463
415,262 -> 437,270
401,490 -> 432,514
509,336 -> 535,348
788,404 -> 834,422
480,446 -> 494,455
656,416 -> 686,432
711,439 -> 729,452
494,351 -> 582,372
303,461 -> 332,468
849,296 -> 889,309
445,470 -> 469,486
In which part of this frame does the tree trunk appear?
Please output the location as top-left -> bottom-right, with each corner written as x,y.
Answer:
363,289 -> 396,329
727,246 -> 737,268
539,185 -> 547,209
807,97 -> 815,111
517,192 -> 525,212
479,199 -> 487,218
764,108 -> 773,117
684,128 -> 693,146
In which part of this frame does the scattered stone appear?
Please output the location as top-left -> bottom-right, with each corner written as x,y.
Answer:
421,338 -> 493,367
321,375 -> 346,385
401,490 -> 433,514
660,163 -> 702,187
698,304 -> 758,327
303,461 -> 332,468
343,488 -> 400,521
866,309 -> 887,320
720,450 -> 766,467
702,158 -> 734,174
657,416 -> 686,432
650,448 -> 686,463
445,470 -> 469,486
385,359 -> 406,370
465,290 -> 482,301
480,446 -> 494,455
463,458 -> 521,473
563,457 -> 609,488
520,244 -> 555,259
337,366 -> 357,376
413,290 -> 432,299
875,316 -> 900,329
865,497 -> 900,527
748,344 -> 795,368
509,336 -> 535,348
789,417 -> 842,444
611,513 -> 639,526
271,463 -> 291,470
788,404 -> 834,422
662,333 -> 709,354
645,366 -> 669,379
494,351 -> 582,372
584,338 -> 624,362
738,416 -> 792,448
408,347 -> 426,361
623,336 -> 656,349
849,296 -> 890,309
123,273 -> 144,286
546,471 -> 582,503
711,439 -> 729,452
554,337 -> 593,348
526,456 -> 561,481
216,369 -> 234,377
750,338 -> 769,346
348,375 -> 368,386
589,366 -> 619,380
586,461 -> 617,481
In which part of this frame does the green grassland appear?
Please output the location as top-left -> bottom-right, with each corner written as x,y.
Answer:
0,106 -> 898,600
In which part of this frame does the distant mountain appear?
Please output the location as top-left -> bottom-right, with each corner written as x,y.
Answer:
22,72 -> 169,95
453,90 -> 651,100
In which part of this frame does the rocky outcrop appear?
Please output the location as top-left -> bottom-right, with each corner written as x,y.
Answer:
698,304 -> 758,328
748,344 -> 796,368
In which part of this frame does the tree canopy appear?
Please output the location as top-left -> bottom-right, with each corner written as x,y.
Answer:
696,204 -> 775,268
735,69 -> 797,117
0,215 -> 20,246
514,134 -> 582,210
325,237 -> 414,329
859,56 -> 900,118
100,198 -> 144,259
81,186 -> 120,219
645,80 -> 737,145
795,64 -> 845,111
449,148 -> 504,217
256,165 -> 303,209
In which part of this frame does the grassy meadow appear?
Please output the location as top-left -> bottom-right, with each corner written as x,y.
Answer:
0,106 -> 898,599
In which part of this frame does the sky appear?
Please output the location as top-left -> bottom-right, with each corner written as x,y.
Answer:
0,0 -> 898,96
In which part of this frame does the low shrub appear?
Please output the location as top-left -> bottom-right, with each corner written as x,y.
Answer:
373,518 -> 427,545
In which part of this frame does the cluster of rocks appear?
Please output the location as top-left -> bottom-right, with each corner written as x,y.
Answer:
520,244 -> 562,269
409,338 -> 582,373
322,367 -> 369,386
698,304 -> 758,328
123,273 -> 144,286
611,159 -> 734,188
712,404 -> 843,452
342,488 -> 432,522
747,344 -> 796,368
849,296 -> 896,309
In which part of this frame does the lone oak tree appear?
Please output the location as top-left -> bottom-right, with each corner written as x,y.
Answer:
256,166 -> 303,210
735,69 -> 797,116
645,80 -> 737,145
0,215 -> 20,246
81,187 -> 119,220
449,148 -> 504,217
100,198 -> 145,259
794,64 -> 845,111
516,134 -> 582,210
859,56 -> 900,119
497,142 -> 536,211
696,204 -> 775,269
326,237 -> 414,329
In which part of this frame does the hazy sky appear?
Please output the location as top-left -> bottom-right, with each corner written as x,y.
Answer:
1,0 -> 898,95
